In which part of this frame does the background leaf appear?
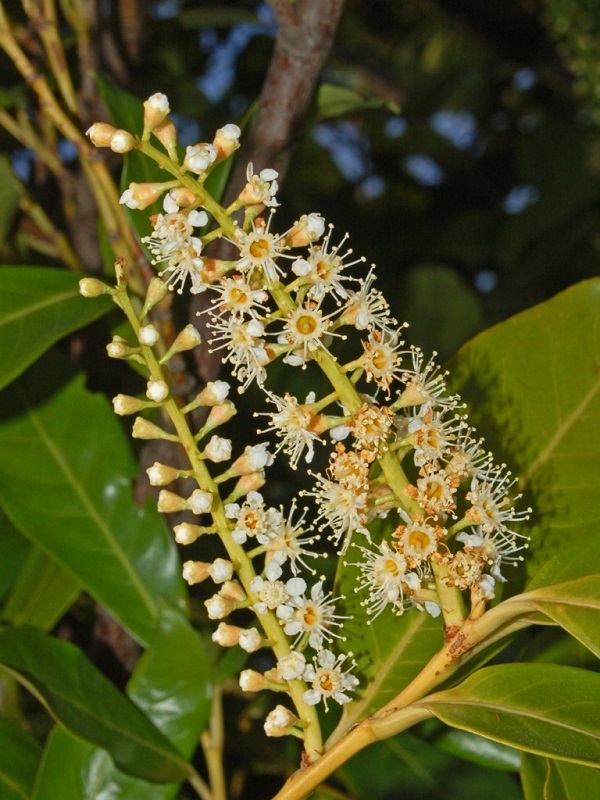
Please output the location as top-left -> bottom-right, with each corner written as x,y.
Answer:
0,716 -> 42,800
421,663 -> 600,767
0,506 -> 29,603
0,353 -> 185,645
450,279 -> 600,578
0,626 -> 190,784
0,266 -> 112,392
32,606 -> 210,799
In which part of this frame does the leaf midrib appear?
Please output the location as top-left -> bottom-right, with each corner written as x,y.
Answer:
0,288 -> 78,329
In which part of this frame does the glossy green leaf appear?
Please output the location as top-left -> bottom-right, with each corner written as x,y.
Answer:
0,626 -> 190,784
450,279 -> 600,577
0,354 -> 185,645
546,760 -> 600,799
527,531 -> 600,590
2,546 -> 81,630
524,575 -> 600,658
317,83 -> 399,119
520,753 -> 549,800
421,664 -> 600,766
332,558 -> 443,737
430,728 -> 521,771
0,267 -> 112,392
33,606 -> 209,799
0,506 -> 29,602
0,716 -> 42,800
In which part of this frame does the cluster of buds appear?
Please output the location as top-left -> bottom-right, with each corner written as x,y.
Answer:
82,93 -> 530,745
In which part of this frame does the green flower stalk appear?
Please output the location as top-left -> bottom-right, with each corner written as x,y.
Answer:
81,94 -> 531,773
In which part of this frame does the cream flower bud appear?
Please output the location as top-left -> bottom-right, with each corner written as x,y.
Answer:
184,143 -> 217,174
182,560 -> 210,585
230,444 -> 273,476
240,669 -> 266,692
138,324 -> 160,346
132,417 -> 171,440
159,324 -> 202,364
146,462 -> 180,486
204,435 -> 232,463
157,489 -> 188,513
86,122 -> 117,147
106,336 -> 139,359
205,594 -> 236,620
120,182 -> 166,211
204,401 -> 237,432
195,380 -> 231,407
264,705 -> 297,737
238,628 -> 263,653
229,472 -> 266,502
153,118 -> 177,153
143,93 -> 170,130
286,213 -> 325,247
140,277 -> 169,320
146,380 -> 169,403
113,394 -> 145,415
110,129 -> 135,153
189,489 -> 213,515
207,558 -> 234,584
213,123 -> 241,160
212,622 -> 241,647
173,522 -> 204,545
277,652 -> 307,681
166,187 -> 195,208
79,277 -> 110,297
218,580 -> 246,602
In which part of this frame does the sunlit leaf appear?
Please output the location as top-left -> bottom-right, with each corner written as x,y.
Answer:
0,353 -> 185,646
421,663 -> 600,766
450,279 -> 600,578
0,266 -> 112,391
0,716 -> 42,800
0,627 -> 191,784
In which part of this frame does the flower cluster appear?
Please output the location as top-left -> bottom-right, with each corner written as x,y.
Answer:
83,93 -> 530,746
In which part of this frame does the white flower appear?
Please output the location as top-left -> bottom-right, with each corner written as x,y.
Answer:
240,163 -> 280,207
233,215 -> 285,283
250,568 -> 306,616
291,226 -> 363,301
258,500 -> 320,575
184,143 -> 217,174
308,471 -> 369,554
399,347 -> 461,411
204,435 -> 232,463
276,651 -> 307,681
225,491 -> 280,544
257,392 -> 321,468
302,649 -> 359,710
351,540 -> 421,620
209,316 -> 270,391
341,266 -> 396,333
281,580 -> 348,649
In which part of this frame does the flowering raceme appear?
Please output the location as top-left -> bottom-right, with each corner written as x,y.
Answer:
82,94 -> 530,756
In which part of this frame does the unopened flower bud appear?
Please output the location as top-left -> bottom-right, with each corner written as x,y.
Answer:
182,560 -> 210,585
86,122 -> 117,147
166,187 -> 195,208
120,182 -> 166,211
153,118 -> 178,156
230,444 -> 273,476
207,558 -> 234,584
184,143 -> 217,174
189,489 -> 213,515
146,462 -> 180,486
212,123 -> 241,160
132,417 -> 173,441
110,129 -> 135,153
204,435 -> 232,463
140,277 -> 169,319
240,669 -> 266,692
143,93 -> 170,131
286,213 -> 325,247
173,522 -> 204,545
113,394 -> 146,415
212,622 -> 241,647
106,336 -> 139,359
276,652 -> 307,681
138,324 -> 160,346
264,705 -> 297,737
157,489 -> 188,513
195,380 -> 231,407
205,594 -> 236,620
204,400 -> 237,431
79,277 -> 110,297
159,324 -> 202,364
218,580 -> 246,602
238,627 -> 263,653
146,380 -> 169,403
228,472 -> 266,502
